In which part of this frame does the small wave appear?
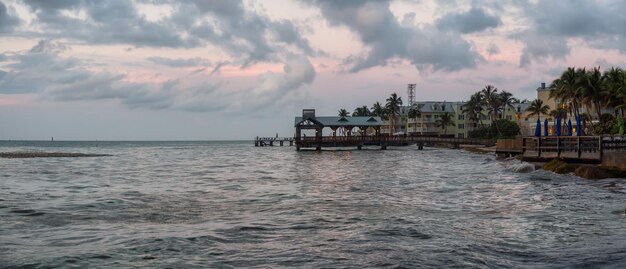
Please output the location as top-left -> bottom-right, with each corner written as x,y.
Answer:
238,226 -> 269,231
368,227 -> 432,239
508,162 -> 536,173
10,209 -> 45,216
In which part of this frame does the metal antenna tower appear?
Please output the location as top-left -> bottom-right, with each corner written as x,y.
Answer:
407,84 -> 416,105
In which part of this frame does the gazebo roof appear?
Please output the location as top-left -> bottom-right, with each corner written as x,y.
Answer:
294,116 -> 382,127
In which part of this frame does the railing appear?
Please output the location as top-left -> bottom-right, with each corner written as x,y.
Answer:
254,137 -> 294,147
255,137 -> 294,141
520,135 -> 626,160
296,135 -> 492,146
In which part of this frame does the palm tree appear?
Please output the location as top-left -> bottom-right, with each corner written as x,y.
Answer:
337,108 -> 350,136
436,112 -> 455,135
371,102 -> 387,120
499,90 -> 519,117
549,108 -> 568,120
603,67 -> 626,117
550,67 -> 583,120
407,104 -> 421,134
385,93 -> 403,134
526,99 -> 550,122
353,105 -> 371,116
463,92 -> 484,129
580,67 -> 604,122
481,85 -> 501,121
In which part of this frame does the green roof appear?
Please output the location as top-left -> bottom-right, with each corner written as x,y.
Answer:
295,116 -> 382,127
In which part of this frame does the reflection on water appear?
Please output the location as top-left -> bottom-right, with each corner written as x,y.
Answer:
1,141 -> 625,267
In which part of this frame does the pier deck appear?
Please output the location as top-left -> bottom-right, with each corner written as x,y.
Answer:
255,137 -> 294,147
295,136 -> 493,150
496,135 -> 626,163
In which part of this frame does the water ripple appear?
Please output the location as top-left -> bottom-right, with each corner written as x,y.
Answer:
1,141 -> 625,267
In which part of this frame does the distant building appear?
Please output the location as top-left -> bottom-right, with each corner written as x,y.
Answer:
381,101 -> 530,138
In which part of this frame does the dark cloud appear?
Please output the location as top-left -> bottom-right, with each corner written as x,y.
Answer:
435,7 -> 501,34
179,0 -> 317,66
514,0 -> 626,66
147,57 -> 211,67
0,2 -> 20,33
486,43 -> 500,56
310,0 -> 481,72
0,40 -> 315,113
18,0 -> 316,66
22,0 -> 77,10
242,55 -> 315,111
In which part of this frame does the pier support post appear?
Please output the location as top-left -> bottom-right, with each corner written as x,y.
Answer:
599,136 -> 603,160
270,141 -> 274,146
290,140 -> 293,146
280,141 -> 283,146
417,143 -> 424,150
537,137 -> 541,158
316,146 -> 321,151
357,145 -> 362,150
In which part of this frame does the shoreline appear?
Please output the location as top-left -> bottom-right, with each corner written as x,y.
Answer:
460,145 -> 626,179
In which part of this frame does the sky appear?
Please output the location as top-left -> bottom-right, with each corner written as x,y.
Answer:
1,0 -> 626,140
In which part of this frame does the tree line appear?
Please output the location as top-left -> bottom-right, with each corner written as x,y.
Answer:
338,92 -> 455,134
336,66 -> 626,137
463,85 -> 522,139
526,66 -> 626,135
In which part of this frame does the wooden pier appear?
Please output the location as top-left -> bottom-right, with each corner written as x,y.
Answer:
496,135 -> 626,163
294,135 -> 493,151
255,137 -> 294,147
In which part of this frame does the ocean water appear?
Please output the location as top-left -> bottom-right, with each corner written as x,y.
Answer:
1,141 -> 626,268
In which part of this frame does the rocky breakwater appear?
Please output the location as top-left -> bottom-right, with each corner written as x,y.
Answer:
542,159 -> 626,179
0,151 -> 111,158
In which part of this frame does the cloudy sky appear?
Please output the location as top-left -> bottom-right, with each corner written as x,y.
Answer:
1,0 -> 625,140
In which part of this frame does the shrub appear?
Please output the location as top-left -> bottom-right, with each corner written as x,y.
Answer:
468,119 -> 520,139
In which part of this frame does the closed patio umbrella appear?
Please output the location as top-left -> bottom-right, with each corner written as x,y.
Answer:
544,119 -> 548,136
567,119 -> 573,136
576,116 -> 582,136
535,118 -> 541,137
556,117 -> 561,136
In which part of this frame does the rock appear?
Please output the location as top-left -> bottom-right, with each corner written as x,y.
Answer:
0,151 -> 111,158
542,159 -> 574,174
574,166 -> 608,179
574,166 -> 626,179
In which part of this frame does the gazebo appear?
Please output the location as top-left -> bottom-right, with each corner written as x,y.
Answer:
294,109 -> 382,150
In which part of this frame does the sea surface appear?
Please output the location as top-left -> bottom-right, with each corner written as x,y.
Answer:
1,141 -> 626,268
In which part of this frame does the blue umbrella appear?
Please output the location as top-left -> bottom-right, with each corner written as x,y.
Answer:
576,116 -> 582,136
555,117 -> 561,136
567,119 -> 573,136
544,119 -> 549,136
535,118 -> 541,137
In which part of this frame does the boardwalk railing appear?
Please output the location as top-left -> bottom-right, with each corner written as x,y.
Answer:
255,137 -> 294,147
520,135 -> 626,160
294,135 -> 493,150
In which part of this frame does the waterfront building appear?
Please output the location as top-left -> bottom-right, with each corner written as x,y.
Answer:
533,82 -> 615,136
382,101 -> 530,138
380,81 -> 622,138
